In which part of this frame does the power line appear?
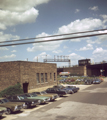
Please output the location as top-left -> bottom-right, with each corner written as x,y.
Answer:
0,28 -> 107,44
0,32 -> 107,47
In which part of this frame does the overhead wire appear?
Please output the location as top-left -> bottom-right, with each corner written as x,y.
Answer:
0,28 -> 107,44
0,31 -> 107,47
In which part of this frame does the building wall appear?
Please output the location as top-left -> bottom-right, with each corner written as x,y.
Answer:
20,61 -> 57,90
61,66 -> 87,76
0,61 -> 57,92
0,61 -> 21,91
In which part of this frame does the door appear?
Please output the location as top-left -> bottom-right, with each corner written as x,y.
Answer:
23,82 -> 29,93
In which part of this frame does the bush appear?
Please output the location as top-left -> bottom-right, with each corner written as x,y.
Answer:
0,83 -> 24,97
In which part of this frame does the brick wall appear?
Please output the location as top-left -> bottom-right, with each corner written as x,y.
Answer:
0,61 -> 57,92
58,66 -> 87,76
0,61 -> 21,91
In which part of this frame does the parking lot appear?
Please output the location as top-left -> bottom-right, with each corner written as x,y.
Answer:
0,77 -> 106,120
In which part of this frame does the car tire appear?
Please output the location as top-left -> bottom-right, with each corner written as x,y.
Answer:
6,108 -> 11,115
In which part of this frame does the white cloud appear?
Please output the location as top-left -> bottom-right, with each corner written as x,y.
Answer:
75,9 -> 80,13
58,18 -> 103,34
89,6 -> 99,11
0,54 -> 16,59
63,46 -> 68,49
58,18 -> 104,42
0,32 -> 20,42
78,44 -> 93,51
0,0 -> 50,12
87,30 -> 107,44
0,8 -> 39,30
0,0 -> 51,30
52,50 -> 62,54
87,39 -> 99,44
100,14 -> 107,23
92,47 -> 107,54
92,48 -> 107,62
33,52 -> 51,61
27,32 -> 62,52
11,50 -> 17,52
68,53 -> 84,65
0,47 -> 9,51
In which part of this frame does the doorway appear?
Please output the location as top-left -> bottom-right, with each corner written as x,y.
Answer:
23,82 -> 29,93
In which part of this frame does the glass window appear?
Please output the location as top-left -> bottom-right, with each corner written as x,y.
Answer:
36,73 -> 40,83
54,73 -> 56,81
41,73 -> 44,83
45,73 -> 47,82
50,73 -> 52,81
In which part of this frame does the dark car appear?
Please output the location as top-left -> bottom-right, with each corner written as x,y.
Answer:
65,86 -> 79,93
84,79 -> 93,85
53,85 -> 73,94
59,79 -> 66,83
46,88 -> 67,97
93,79 -> 101,84
7,94 -> 41,108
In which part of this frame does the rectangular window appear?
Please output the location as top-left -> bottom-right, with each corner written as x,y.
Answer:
50,73 -> 52,81
41,73 -> 44,83
45,73 -> 47,82
36,73 -> 40,83
54,73 -> 56,81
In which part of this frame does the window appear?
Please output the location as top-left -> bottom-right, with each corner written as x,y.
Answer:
45,73 -> 47,82
54,73 -> 56,81
36,73 -> 40,83
41,73 -> 44,83
50,73 -> 52,81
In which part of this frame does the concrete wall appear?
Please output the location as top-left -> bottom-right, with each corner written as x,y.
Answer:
0,61 -> 57,92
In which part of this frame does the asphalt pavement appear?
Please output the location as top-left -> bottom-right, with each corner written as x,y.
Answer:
1,78 -> 107,120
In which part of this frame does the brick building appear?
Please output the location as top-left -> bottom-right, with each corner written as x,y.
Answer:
57,66 -> 87,76
0,61 -> 57,92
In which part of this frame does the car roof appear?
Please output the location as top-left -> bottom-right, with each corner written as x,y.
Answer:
0,98 -> 6,100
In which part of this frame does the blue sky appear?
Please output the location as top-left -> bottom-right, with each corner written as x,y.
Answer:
0,0 -> 107,67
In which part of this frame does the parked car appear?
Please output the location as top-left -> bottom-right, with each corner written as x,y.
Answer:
7,94 -> 41,108
0,107 -> 7,117
84,79 -> 93,85
0,98 -> 24,114
93,79 -> 101,84
53,85 -> 73,94
76,79 -> 83,82
61,76 -> 68,78
33,91 -> 59,101
24,93 -> 50,104
68,79 -> 75,82
46,88 -> 67,96
59,79 -> 66,83
65,86 -> 79,93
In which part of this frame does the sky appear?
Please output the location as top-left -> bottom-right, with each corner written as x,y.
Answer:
0,0 -> 107,67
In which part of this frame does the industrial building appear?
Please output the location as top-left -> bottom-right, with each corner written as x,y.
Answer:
57,59 -> 107,77
0,61 -> 57,92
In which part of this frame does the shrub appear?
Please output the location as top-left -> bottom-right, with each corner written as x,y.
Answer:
0,83 -> 24,97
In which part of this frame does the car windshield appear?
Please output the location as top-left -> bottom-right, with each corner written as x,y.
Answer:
19,95 -> 27,99
41,91 -> 47,94
0,99 -> 9,103
67,86 -> 76,88
31,93 -> 38,97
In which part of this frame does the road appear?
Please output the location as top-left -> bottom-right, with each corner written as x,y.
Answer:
1,80 -> 107,120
